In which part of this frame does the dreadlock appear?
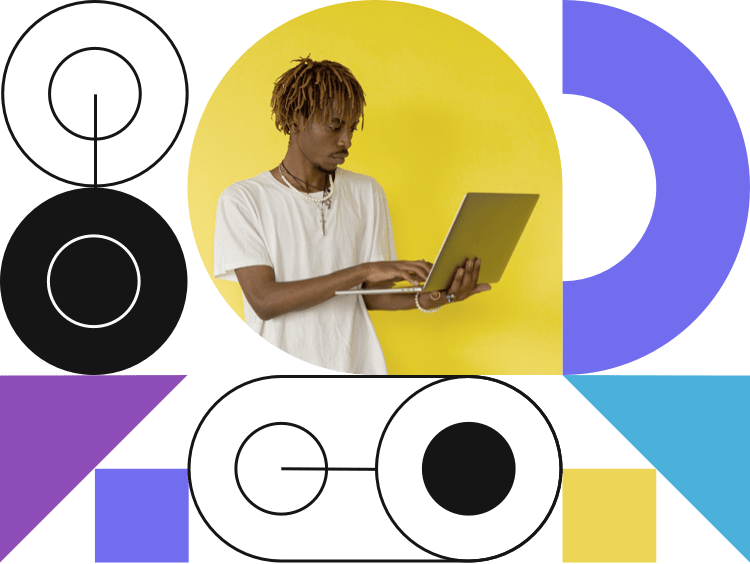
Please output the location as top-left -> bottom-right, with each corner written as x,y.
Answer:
271,56 -> 365,135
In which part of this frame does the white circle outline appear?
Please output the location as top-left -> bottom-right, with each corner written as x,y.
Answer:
46,234 -> 141,329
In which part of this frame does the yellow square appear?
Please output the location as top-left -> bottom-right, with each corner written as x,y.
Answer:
563,469 -> 656,562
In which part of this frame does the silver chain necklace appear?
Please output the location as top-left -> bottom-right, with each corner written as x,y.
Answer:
279,162 -> 335,235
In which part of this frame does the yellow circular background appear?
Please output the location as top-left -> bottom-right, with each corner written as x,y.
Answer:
188,1 -> 561,375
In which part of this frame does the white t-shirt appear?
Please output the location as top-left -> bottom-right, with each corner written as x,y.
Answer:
214,168 -> 397,374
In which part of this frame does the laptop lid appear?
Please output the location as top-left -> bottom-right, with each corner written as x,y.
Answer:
422,192 -> 539,292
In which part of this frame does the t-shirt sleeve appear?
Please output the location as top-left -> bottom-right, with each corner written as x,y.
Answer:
369,181 -> 398,263
214,185 -> 272,282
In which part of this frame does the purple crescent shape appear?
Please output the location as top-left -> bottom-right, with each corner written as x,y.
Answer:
562,1 -> 750,374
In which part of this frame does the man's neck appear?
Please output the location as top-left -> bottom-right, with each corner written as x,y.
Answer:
281,149 -> 329,192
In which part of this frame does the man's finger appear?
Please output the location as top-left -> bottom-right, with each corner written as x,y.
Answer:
448,268 -> 465,294
471,283 -> 492,295
405,262 -> 430,279
403,273 -> 420,286
459,260 -> 474,292
402,268 -> 427,281
418,261 -> 433,276
471,258 -> 481,287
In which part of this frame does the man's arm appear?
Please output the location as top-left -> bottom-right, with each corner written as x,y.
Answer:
363,289 -> 444,311
236,260 -> 432,321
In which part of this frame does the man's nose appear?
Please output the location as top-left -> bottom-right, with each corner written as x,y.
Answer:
338,129 -> 352,149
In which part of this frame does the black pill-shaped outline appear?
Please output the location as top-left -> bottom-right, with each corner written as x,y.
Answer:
187,376 -> 562,562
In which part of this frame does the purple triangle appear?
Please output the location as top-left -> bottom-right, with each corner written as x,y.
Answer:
0,375 -> 185,562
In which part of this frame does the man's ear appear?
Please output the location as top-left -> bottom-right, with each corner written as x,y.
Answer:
289,122 -> 300,134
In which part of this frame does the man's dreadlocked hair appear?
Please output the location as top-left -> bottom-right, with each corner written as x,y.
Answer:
271,56 -> 365,135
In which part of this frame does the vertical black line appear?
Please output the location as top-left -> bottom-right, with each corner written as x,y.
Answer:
93,94 -> 97,188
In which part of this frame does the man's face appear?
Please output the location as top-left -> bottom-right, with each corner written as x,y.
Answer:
292,109 -> 359,173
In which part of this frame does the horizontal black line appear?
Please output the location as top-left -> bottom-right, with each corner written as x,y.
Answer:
256,557 -> 450,564
281,467 -> 376,472
253,558 -> 452,564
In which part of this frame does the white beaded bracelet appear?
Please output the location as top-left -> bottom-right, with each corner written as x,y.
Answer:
415,292 -> 441,313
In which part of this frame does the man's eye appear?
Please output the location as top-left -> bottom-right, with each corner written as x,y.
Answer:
329,126 -> 341,132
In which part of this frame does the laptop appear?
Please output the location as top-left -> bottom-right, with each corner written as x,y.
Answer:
335,192 -> 539,295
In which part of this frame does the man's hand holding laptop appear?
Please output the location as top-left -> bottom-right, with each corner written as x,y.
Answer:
361,257 -> 491,310
417,257 -> 491,309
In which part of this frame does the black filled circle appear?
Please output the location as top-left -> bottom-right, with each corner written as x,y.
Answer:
422,422 -> 516,516
375,377 -> 563,562
234,422 -> 329,517
1,0 -> 189,188
48,46 -> 143,141
0,188 -> 187,374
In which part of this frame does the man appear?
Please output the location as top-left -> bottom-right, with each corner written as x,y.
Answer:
214,57 -> 489,374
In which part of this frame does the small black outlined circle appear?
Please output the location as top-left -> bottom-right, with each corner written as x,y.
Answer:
234,422 -> 329,516
422,422 -> 516,517
48,46 -> 142,141
1,0 -> 189,188
375,377 -> 563,562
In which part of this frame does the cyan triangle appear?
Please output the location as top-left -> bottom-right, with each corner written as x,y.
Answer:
566,376 -> 750,562
0,375 -> 184,562
656,474 -> 747,564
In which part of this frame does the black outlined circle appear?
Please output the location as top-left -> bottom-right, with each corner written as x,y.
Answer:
0,188 -> 187,374
375,377 -> 563,562
1,0 -> 189,188
48,46 -> 142,141
234,422 -> 329,516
